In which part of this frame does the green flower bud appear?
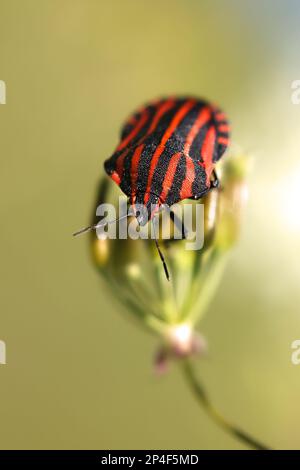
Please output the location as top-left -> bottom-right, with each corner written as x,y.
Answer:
88,153 -> 248,353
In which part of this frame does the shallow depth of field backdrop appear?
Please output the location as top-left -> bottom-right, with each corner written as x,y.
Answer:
0,0 -> 300,450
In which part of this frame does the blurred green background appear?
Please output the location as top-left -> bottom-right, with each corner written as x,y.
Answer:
0,0 -> 300,450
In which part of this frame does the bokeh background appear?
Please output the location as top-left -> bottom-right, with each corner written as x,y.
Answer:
0,0 -> 300,450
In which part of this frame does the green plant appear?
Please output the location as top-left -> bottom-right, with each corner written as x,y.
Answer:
89,154 -> 270,450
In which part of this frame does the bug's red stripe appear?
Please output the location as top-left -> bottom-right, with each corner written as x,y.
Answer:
111,171 -> 121,185
159,152 -> 182,202
144,99 -> 196,203
117,109 -> 149,151
146,98 -> 176,136
218,124 -> 230,133
201,126 -> 216,186
218,136 -> 229,146
215,112 -> 226,122
184,107 -> 211,155
180,156 -> 195,199
127,115 -> 137,125
130,143 -> 145,199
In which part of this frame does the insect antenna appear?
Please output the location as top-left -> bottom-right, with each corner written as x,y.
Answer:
151,219 -> 170,282
73,213 -> 130,237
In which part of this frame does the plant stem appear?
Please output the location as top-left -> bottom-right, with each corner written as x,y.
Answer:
181,359 -> 271,450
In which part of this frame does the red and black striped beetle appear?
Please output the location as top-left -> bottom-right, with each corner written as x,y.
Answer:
104,96 -> 229,224
74,97 -> 230,280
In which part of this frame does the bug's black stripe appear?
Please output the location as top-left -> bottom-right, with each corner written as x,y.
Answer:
211,108 -> 230,162
192,159 -> 207,197
216,141 -> 228,160
218,131 -> 229,137
104,148 -> 124,176
165,154 -> 187,206
104,157 -> 114,175
119,148 -> 136,197
213,136 -> 220,165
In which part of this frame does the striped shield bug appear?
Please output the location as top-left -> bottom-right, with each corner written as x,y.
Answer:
74,97 -> 230,280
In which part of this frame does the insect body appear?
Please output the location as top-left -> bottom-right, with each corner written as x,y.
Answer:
104,96 -> 230,225
74,97 -> 230,280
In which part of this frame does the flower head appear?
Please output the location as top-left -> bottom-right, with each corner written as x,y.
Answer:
89,153 -> 248,362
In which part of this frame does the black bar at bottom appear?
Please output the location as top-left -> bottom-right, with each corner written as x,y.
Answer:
0,449 -> 296,466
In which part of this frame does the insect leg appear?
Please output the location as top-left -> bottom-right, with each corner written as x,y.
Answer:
211,169 -> 220,188
168,208 -> 188,240
152,219 -> 170,281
